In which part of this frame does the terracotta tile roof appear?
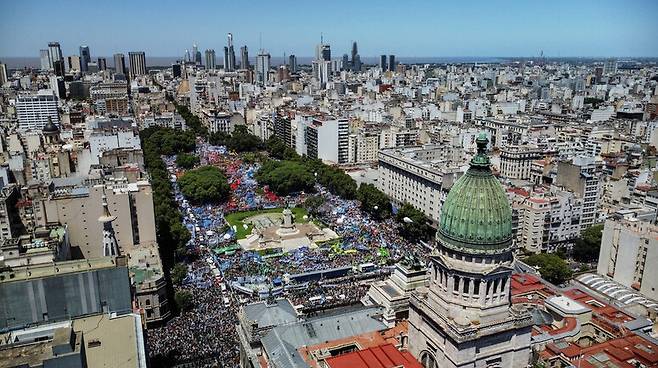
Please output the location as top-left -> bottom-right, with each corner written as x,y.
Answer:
326,344 -> 422,368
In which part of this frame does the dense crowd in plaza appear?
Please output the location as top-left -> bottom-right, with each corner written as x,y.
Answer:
147,265 -> 239,366
147,142 -> 428,366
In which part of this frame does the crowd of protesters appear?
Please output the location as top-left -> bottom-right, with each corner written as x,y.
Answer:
147,143 -> 430,366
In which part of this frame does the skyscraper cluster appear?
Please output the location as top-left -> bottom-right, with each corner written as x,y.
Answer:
205,49 -> 216,70
224,33 -> 236,72
380,54 -> 396,71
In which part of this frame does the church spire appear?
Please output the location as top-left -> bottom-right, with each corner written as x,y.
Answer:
98,192 -> 119,257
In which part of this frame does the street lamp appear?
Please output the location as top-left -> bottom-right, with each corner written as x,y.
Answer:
403,217 -> 413,224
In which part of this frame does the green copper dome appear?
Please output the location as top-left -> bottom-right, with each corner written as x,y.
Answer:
438,133 -> 513,254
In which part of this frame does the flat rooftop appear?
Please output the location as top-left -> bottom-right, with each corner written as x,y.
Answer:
72,314 -> 143,368
0,257 -> 123,283
546,295 -> 591,315
0,313 -> 144,368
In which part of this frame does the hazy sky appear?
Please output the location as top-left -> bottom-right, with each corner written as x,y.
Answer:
1,0 -> 657,58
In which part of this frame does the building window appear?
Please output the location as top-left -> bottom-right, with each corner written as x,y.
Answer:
420,351 -> 437,368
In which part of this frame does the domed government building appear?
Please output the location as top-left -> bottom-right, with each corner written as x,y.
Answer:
408,133 -> 533,368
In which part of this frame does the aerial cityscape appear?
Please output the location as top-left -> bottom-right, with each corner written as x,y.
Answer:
1,1 -> 658,367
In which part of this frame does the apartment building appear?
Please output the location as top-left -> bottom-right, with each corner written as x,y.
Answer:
42,179 -> 156,259
597,218 -> 658,301
305,117 -> 349,164
499,145 -> 543,180
16,90 -> 60,131
509,187 -> 583,253
377,145 -> 465,223
555,157 -> 603,231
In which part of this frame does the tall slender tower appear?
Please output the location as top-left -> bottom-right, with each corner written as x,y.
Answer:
388,55 -> 396,72
408,133 -> 532,368
128,51 -> 147,77
48,42 -> 65,76
288,54 -> 297,73
351,41 -> 361,71
192,44 -> 198,64
205,49 -> 216,70
40,49 -> 51,71
79,45 -> 90,72
240,45 -> 249,69
224,33 -> 236,71
98,194 -> 120,257
256,50 -> 270,86
113,53 -> 126,75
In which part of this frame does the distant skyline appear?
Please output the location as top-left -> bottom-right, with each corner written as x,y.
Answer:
1,0 -> 657,58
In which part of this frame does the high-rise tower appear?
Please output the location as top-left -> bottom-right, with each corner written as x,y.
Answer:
408,133 -> 532,368
48,42 -> 65,76
256,50 -> 270,86
192,44 -> 200,65
223,33 -> 236,71
113,53 -> 126,75
240,45 -> 249,69
205,49 -> 216,70
388,55 -> 396,72
0,62 -> 7,86
79,45 -> 90,72
288,54 -> 297,73
40,49 -> 51,71
128,51 -> 146,77
351,41 -> 361,71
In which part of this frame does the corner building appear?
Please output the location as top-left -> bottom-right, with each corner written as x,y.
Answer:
408,133 -> 532,368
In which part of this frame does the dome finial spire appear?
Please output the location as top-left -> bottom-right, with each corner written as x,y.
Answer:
470,132 -> 491,168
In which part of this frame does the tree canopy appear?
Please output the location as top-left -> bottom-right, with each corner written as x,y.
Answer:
572,224 -> 603,263
259,137 -> 357,200
171,263 -> 188,285
178,166 -> 231,204
303,158 -> 357,199
304,195 -> 326,215
396,203 -> 436,243
140,127 -> 191,270
176,104 -> 208,137
175,153 -> 199,170
525,253 -> 573,285
266,136 -> 299,160
255,160 -> 315,196
357,184 -> 392,219
141,127 -> 195,156
209,125 -> 264,152
174,290 -> 194,312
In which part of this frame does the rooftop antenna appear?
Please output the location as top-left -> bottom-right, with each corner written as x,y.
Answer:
320,32 -> 323,44
259,32 -> 262,53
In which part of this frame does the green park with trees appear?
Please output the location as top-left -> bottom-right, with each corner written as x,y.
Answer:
524,253 -> 573,285
175,152 -> 200,169
396,204 -> 436,243
178,166 -> 231,204
357,183 -> 392,220
571,224 -> 603,263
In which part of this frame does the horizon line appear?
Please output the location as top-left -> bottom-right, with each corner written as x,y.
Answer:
2,55 -> 658,60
